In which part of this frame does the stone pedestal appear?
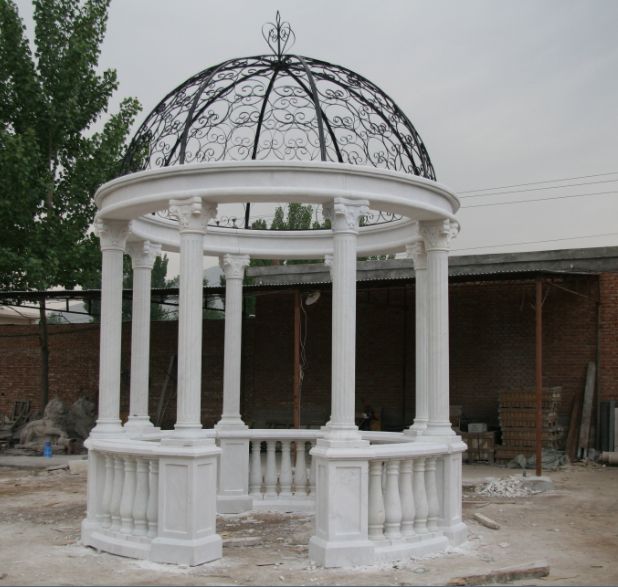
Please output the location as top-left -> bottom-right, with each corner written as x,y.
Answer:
150,438 -> 222,565
216,435 -> 252,513
309,446 -> 374,567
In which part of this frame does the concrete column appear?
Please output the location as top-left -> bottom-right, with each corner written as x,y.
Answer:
91,218 -> 129,437
169,197 -> 216,438
322,197 -> 369,445
406,240 -> 428,437
419,219 -> 456,438
216,253 -> 250,429
125,240 -> 161,433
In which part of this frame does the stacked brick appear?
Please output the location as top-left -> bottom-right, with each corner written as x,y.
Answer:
495,387 -> 563,461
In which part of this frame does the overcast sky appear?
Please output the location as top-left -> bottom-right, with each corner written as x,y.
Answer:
15,0 -> 618,266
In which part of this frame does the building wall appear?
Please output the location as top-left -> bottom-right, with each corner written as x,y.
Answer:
0,274 -> 608,438
599,273 -> 618,402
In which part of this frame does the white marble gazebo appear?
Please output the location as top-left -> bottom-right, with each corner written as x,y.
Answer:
81,14 -> 467,568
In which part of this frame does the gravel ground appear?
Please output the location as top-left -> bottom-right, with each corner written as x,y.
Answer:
0,460 -> 617,585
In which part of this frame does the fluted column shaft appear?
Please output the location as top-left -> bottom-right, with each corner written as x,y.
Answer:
92,219 -> 129,436
217,254 -> 250,428
407,241 -> 428,435
125,240 -> 161,431
169,197 -> 216,437
419,219 -> 456,437
324,198 -> 368,442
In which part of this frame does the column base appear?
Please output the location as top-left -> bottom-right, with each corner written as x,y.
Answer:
309,535 -> 375,568
404,421 -> 428,439
320,424 -> 368,447
423,422 -> 456,438
442,521 -> 468,546
90,418 -> 124,437
217,494 -> 253,514
150,534 -> 222,566
214,418 -> 248,431
173,424 -> 208,439
124,417 -> 156,434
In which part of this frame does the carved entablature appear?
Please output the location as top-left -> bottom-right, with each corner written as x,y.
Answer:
406,240 -> 427,271
126,240 -> 162,270
95,217 -> 130,252
168,197 -> 217,234
323,197 -> 370,234
220,253 -> 250,280
418,219 -> 459,252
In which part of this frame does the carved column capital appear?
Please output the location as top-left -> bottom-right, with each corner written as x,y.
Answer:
168,196 -> 217,234
95,218 -> 130,252
418,219 -> 459,252
406,241 -> 427,271
323,197 -> 369,234
323,254 -> 334,276
126,240 -> 162,270
220,253 -> 250,280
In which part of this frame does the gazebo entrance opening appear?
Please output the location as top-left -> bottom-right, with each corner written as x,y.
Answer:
81,15 -> 467,567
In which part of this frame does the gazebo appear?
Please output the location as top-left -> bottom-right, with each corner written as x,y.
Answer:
81,14 -> 467,568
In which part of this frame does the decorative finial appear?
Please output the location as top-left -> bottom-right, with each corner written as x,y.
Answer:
262,11 -> 295,59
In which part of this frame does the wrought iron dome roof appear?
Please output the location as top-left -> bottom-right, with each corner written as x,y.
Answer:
121,14 -> 436,228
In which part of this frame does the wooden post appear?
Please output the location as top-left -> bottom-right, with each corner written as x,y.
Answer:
535,278 -> 543,477
293,290 -> 301,429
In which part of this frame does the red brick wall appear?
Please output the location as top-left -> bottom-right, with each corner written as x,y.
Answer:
450,278 -> 598,428
599,273 -> 618,402
0,274 -> 610,438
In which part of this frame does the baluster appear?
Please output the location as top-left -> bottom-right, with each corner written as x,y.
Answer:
413,457 -> 429,534
384,460 -> 402,540
110,455 -> 124,531
368,460 -> 386,541
132,457 -> 149,536
399,459 -> 415,538
279,440 -> 293,497
294,441 -> 307,495
250,440 -> 263,496
264,440 -> 278,497
146,459 -> 159,538
309,440 -> 316,495
100,453 -> 114,528
425,457 -> 440,532
120,456 -> 136,534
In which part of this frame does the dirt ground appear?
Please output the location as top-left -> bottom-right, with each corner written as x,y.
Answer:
0,460 -> 617,586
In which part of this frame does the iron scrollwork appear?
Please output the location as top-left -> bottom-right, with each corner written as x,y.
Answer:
123,13 -> 434,229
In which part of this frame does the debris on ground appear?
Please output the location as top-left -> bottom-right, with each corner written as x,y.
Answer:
473,512 -> 501,530
507,449 -> 568,471
476,475 -> 539,497
447,559 -> 550,585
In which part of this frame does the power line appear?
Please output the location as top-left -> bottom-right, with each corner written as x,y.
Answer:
458,170 -> 618,195
454,231 -> 618,252
461,190 -> 618,209
459,178 -> 618,199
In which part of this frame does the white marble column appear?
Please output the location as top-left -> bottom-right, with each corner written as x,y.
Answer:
125,240 -> 161,433
322,197 -> 369,445
406,240 -> 429,437
91,218 -> 129,436
418,219 -> 457,438
169,197 -> 216,438
216,253 -> 250,429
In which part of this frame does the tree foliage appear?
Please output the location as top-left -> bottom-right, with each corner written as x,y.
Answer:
0,0 -> 140,291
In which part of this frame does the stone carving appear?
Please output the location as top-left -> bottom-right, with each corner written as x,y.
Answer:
169,197 -> 217,233
418,219 -> 459,251
323,198 -> 370,233
220,254 -> 250,280
406,241 -> 427,270
127,240 -> 162,270
94,218 -> 130,251
19,396 -> 96,453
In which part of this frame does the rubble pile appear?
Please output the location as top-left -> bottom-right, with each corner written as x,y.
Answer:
476,475 -> 539,497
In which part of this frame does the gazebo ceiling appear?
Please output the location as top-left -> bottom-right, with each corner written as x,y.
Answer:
120,13 -> 436,187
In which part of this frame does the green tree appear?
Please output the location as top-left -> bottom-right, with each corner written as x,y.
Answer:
0,0 -> 140,406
